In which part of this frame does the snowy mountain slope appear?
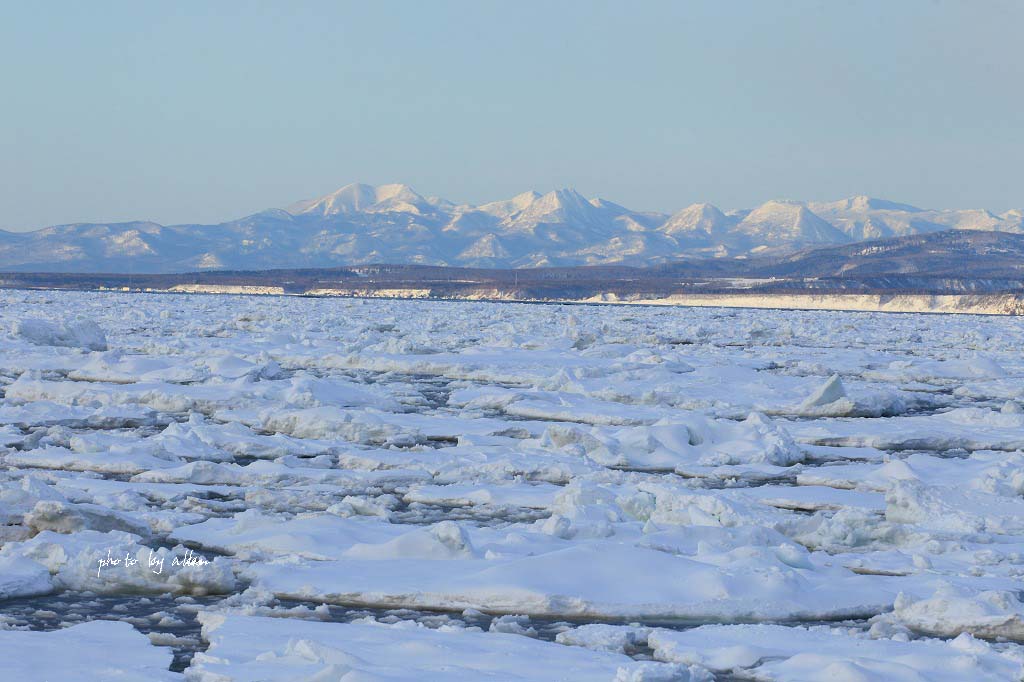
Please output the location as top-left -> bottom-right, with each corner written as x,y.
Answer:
808,195 -> 1023,241
741,229 -> 1024,280
2,184 -> 1021,272
732,200 -> 850,249
659,203 -> 733,239
287,183 -> 435,216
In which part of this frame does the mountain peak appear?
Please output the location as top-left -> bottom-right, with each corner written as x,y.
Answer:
661,203 -> 730,237
478,188 -> 597,223
736,201 -> 847,244
373,183 -> 423,203
9,182 -> 1022,272
477,191 -> 542,219
813,196 -> 924,214
532,188 -> 590,211
511,188 -> 615,228
286,183 -> 430,216
286,183 -> 373,215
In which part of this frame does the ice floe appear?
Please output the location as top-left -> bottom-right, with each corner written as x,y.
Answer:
0,620 -> 181,681
1,290 -> 1024,678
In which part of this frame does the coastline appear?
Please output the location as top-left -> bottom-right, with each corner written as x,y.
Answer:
5,282 -> 1022,316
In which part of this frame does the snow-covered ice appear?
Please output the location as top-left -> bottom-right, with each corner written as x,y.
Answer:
0,620 -> 181,680
2,289 -> 1024,679
188,613 -> 710,681
646,623 -> 1024,681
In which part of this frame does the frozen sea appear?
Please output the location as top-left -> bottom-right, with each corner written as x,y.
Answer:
1,289 -> 1024,681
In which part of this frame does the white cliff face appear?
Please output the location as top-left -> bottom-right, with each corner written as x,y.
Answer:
2,184 -> 1022,272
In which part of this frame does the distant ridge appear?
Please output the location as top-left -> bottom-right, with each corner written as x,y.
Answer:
0,182 -> 1021,273
5,229 -> 1024,319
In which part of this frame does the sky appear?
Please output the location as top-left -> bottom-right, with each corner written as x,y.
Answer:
1,1 -> 1022,231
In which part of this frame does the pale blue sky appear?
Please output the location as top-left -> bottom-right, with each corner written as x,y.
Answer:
2,1 -> 1021,231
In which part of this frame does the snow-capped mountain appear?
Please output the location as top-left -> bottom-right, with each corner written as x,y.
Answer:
661,203 -> 732,238
733,200 -> 850,248
807,195 -> 1023,241
0,184 -> 1021,272
287,183 -> 437,216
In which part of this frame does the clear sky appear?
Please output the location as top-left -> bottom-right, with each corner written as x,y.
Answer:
2,1 -> 1022,231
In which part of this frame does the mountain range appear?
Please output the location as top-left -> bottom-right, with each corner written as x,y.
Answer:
1,183 -> 1021,272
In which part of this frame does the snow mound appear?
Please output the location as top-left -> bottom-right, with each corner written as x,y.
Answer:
893,583 -> 1024,641
548,413 -> 803,470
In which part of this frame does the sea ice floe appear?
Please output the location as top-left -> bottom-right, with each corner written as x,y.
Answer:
0,554 -> 53,599
890,582 -> 1024,641
404,481 -> 561,509
2,290 -> 1024,677
243,537 -> 896,621
0,620 -> 181,681
187,613 -> 710,681
789,407 -> 1024,451
0,529 -> 236,595
540,412 -> 803,471
646,623 -> 1024,681
13,317 -> 108,351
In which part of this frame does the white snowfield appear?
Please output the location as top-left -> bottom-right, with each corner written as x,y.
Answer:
1,289 -> 1024,681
